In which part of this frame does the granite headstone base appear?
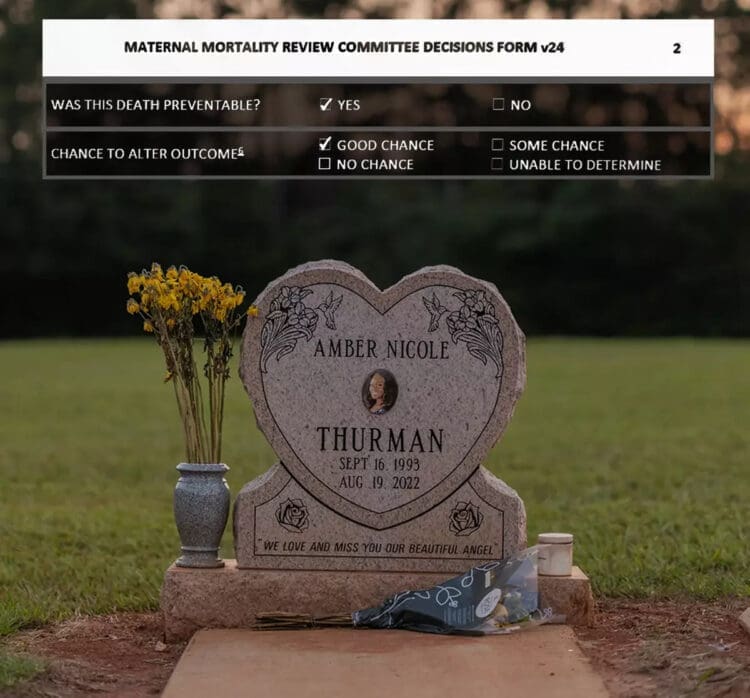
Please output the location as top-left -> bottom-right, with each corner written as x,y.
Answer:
233,463 -> 526,573
160,562 -> 595,642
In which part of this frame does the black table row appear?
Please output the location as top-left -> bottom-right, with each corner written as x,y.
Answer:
46,130 -> 711,178
46,82 -> 712,129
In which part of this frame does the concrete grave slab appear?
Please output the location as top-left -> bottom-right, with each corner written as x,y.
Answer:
740,607 -> 750,637
162,626 -> 609,698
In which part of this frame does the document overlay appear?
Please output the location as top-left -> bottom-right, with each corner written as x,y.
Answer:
43,19 -> 715,180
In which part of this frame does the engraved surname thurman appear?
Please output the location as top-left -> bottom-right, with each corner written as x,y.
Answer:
317,426 -> 444,453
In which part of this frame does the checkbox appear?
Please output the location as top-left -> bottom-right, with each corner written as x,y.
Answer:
319,136 -> 332,152
320,97 -> 333,112
491,158 -> 504,171
318,157 -> 332,171
491,138 -> 505,152
492,98 -> 505,111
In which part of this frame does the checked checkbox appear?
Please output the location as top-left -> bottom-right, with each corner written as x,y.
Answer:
319,137 -> 333,152
319,97 -> 334,112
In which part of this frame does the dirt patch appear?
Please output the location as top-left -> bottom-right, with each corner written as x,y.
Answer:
1,613 -> 184,697
576,598 -> 750,697
2,600 -> 749,697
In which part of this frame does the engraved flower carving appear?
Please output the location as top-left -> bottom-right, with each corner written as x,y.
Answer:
287,302 -> 318,329
275,286 -> 306,311
424,288 -> 504,380
260,286 -> 342,372
276,498 -> 310,533
449,501 -> 483,536
446,304 -> 480,333
462,289 -> 493,316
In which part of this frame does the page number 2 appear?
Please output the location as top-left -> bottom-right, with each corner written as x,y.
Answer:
673,42 -> 682,54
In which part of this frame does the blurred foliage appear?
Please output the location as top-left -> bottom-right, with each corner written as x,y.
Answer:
0,0 -> 748,337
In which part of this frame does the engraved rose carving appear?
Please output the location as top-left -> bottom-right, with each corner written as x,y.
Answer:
449,501 -> 483,536
276,498 -> 309,533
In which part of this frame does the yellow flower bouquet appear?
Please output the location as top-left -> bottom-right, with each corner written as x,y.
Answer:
126,263 -> 257,464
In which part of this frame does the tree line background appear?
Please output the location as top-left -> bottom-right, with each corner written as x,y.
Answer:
1,0 -> 748,337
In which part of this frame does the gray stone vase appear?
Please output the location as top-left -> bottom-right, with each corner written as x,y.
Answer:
174,463 -> 230,568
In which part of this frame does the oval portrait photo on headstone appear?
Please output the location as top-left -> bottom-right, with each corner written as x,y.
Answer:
362,369 -> 398,415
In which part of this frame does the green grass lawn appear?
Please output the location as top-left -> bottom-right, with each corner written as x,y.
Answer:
0,652 -> 45,689
1,338 -> 748,640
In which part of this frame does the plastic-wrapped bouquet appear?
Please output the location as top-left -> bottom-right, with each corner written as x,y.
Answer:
258,547 -> 555,636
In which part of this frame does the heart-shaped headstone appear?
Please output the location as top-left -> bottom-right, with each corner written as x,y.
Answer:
240,261 -> 525,531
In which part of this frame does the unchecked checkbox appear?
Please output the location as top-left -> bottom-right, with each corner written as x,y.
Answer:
318,157 -> 332,171
491,138 -> 505,152
320,97 -> 333,112
319,137 -> 333,151
491,158 -> 504,172
492,98 -> 505,111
